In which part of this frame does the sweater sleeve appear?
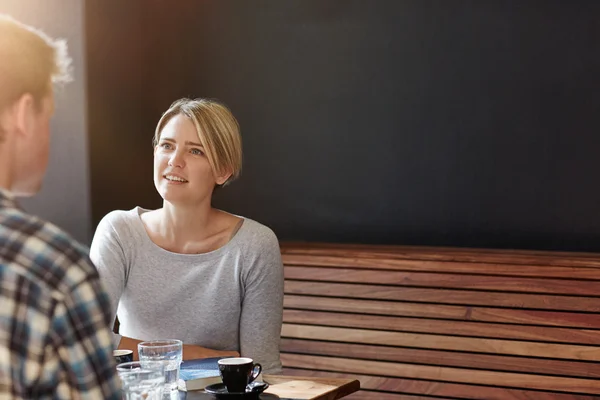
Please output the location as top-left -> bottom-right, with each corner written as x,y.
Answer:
89,211 -> 129,348
239,226 -> 284,374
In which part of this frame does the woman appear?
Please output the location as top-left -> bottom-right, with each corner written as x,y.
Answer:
90,98 -> 284,373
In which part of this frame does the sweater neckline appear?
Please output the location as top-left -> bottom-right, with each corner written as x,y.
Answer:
132,206 -> 246,260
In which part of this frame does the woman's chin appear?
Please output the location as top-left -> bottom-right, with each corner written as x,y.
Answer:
160,192 -> 205,207
160,190 -> 188,203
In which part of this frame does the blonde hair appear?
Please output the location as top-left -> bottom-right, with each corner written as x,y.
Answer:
154,98 -> 242,186
0,14 -> 72,112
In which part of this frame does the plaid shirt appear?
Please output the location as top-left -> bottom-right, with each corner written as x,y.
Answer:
0,190 -> 121,399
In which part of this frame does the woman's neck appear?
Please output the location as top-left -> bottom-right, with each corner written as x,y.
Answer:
141,200 -> 242,254
158,201 -> 215,243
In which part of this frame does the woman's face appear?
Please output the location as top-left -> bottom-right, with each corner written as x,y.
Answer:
153,114 -> 224,206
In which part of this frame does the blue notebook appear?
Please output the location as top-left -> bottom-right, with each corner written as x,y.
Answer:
178,357 -> 223,391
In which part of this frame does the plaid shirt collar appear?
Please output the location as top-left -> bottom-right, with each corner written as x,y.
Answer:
0,187 -> 17,209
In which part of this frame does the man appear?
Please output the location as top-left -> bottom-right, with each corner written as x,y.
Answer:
0,15 -> 120,399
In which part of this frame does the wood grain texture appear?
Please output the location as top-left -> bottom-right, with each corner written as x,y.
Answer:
283,310 -> 600,345
263,374 -> 360,400
281,324 -> 600,361
283,254 -> 600,279
284,281 -> 600,311
284,266 -> 600,295
284,295 -> 600,328
281,242 -> 600,268
279,242 -> 600,399
280,354 -> 600,394
340,392 -> 455,400
280,339 -> 600,378
281,368 -> 600,400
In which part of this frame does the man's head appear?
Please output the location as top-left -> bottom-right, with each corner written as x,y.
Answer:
0,14 -> 71,196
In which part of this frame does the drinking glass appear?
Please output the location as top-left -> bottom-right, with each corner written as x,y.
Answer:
138,339 -> 183,393
116,361 -> 165,400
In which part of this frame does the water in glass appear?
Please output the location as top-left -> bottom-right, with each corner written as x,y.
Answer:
117,361 -> 165,400
138,339 -> 183,393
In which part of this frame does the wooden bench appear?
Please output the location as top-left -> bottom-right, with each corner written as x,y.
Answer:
279,242 -> 600,399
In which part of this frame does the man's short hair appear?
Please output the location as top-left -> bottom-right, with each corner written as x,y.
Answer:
0,14 -> 72,113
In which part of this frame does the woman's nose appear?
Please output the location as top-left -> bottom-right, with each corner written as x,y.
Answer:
168,150 -> 185,168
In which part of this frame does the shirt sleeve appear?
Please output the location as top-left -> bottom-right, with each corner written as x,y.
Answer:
49,270 -> 121,399
239,227 -> 284,374
90,212 -> 128,347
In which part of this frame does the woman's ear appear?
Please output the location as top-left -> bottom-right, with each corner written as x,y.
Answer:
215,169 -> 233,186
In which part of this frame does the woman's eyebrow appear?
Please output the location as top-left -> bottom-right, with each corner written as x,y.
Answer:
160,138 -> 203,147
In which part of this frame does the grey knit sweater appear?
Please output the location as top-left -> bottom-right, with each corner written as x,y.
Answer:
90,207 -> 284,373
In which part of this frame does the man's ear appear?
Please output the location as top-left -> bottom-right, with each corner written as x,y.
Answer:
13,93 -> 36,138
0,109 -> 9,141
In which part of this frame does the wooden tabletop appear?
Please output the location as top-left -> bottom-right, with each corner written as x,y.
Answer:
180,374 -> 360,400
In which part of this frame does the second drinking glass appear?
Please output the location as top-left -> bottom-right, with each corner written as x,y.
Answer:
138,339 -> 183,393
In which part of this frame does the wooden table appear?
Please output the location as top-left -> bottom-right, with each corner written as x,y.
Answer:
180,374 -> 360,400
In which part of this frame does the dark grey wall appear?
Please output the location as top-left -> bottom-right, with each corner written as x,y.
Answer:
1,0 -> 92,243
85,1 -> 156,227
87,0 -> 600,252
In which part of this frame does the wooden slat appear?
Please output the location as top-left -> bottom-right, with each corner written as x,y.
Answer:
342,392 -> 449,400
281,368 -> 600,400
281,324 -> 600,361
342,392 -> 452,400
281,242 -> 600,269
262,374 -> 359,400
284,281 -> 600,312
285,266 -> 600,296
283,254 -> 600,279
281,354 -> 600,394
280,339 -> 600,378
282,310 -> 600,345
284,295 -> 600,329
282,242 -> 600,259
280,242 -> 600,398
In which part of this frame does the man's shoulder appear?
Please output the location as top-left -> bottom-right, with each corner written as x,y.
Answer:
0,207 -> 98,295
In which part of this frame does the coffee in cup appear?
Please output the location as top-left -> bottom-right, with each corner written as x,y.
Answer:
218,357 -> 262,393
113,349 -> 134,365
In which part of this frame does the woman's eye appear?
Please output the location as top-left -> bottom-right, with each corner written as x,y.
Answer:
191,148 -> 203,155
160,143 -> 172,150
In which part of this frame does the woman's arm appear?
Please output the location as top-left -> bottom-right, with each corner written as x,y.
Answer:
239,228 -> 284,374
118,337 -> 239,360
